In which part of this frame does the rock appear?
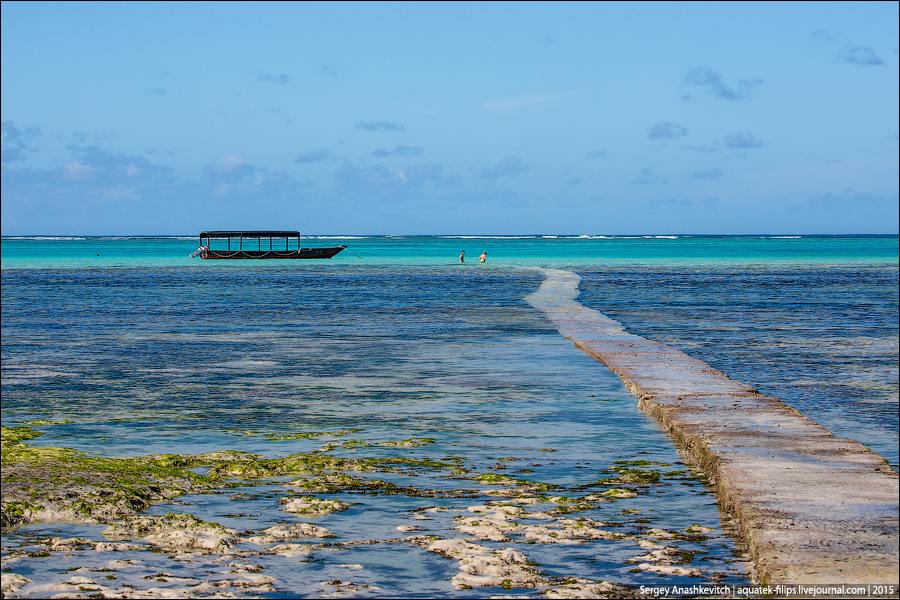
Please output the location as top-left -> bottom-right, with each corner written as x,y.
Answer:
245,522 -> 334,544
279,496 -> 349,515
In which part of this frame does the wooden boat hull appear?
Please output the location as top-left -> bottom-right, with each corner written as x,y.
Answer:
202,245 -> 346,259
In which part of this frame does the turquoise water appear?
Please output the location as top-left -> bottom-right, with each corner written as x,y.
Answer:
1,235 -> 897,597
2,234 -> 897,268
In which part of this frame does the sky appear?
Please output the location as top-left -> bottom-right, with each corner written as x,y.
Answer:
1,1 -> 898,236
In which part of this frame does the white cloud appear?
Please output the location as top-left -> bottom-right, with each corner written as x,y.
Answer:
203,155 -> 255,183
64,160 -> 97,181
837,45 -> 884,66
648,122 -> 687,140
684,67 -> 761,100
294,150 -> 334,164
355,121 -> 405,131
102,186 -> 140,201
479,156 -> 529,179
631,168 -> 658,184
693,168 -> 723,179
724,133 -> 763,149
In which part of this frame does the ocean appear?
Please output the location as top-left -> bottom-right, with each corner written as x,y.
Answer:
1,235 -> 897,597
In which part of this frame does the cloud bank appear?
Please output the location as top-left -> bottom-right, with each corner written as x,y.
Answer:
693,168 -> 724,179
355,121 -> 406,131
684,67 -> 761,100
724,132 -> 763,149
1,121 -> 41,163
837,45 -> 884,65
648,122 -> 687,140
294,150 -> 335,164
479,156 -> 529,179
631,169 -> 658,184
372,145 -> 424,158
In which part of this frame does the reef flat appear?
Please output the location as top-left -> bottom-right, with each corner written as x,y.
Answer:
527,269 -> 900,585
1,425 -> 748,597
1,426 -> 219,527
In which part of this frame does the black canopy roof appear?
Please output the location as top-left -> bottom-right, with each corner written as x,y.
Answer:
200,231 -> 301,238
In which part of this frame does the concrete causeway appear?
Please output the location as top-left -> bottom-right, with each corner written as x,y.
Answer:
526,269 -> 899,585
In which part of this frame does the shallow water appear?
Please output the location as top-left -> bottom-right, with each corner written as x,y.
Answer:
2,266 -> 751,596
2,236 -> 897,596
577,265 -> 899,469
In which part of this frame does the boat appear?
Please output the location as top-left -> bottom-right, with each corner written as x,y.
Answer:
191,231 -> 346,259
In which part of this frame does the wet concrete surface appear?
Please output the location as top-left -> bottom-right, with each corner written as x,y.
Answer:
526,269 -> 899,585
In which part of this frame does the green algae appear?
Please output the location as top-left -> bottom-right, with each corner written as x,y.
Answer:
2,427 -> 218,528
203,450 -> 454,480
223,428 -> 363,441
600,488 -> 639,499
2,432 -> 467,527
614,460 -> 670,467
287,472 -> 365,494
379,437 -> 436,447
474,473 -> 557,493
335,437 -> 437,450
103,513 -> 226,538
572,463 -> 685,491
1,425 -> 44,447
101,513 -> 241,553
2,423 -> 717,575
475,473 -> 519,484
611,468 -> 661,484
290,473 -> 447,498
279,495 -> 351,515
551,501 -> 599,515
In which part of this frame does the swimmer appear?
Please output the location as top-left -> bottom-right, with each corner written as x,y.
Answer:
459,251 -> 465,263
479,251 -> 486,263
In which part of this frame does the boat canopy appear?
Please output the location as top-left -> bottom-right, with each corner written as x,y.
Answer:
200,231 -> 301,238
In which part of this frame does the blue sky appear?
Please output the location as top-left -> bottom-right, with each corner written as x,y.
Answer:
2,1 -> 898,235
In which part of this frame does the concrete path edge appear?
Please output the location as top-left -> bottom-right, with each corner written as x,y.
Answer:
526,269 -> 899,585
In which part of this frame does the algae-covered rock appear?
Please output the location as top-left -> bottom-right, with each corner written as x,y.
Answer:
415,537 -> 546,590
265,543 -> 317,557
637,563 -> 701,577
600,488 -> 638,499
286,472 -> 362,493
287,472 -> 445,497
245,523 -> 335,544
475,473 -> 519,485
611,467 -> 662,484
1,426 -> 44,447
2,429 -> 216,528
542,579 -> 631,598
103,513 -> 239,552
279,495 -> 350,515
207,460 -> 280,479
378,437 -> 436,448
454,505 -> 523,542
1,573 -> 32,595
